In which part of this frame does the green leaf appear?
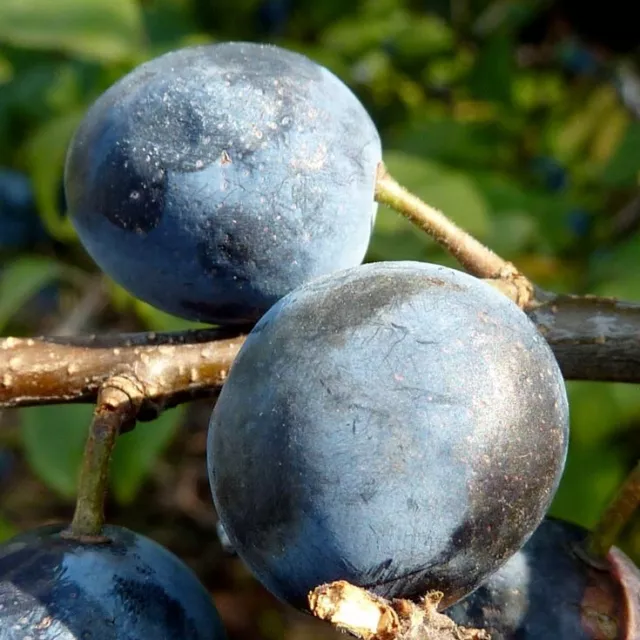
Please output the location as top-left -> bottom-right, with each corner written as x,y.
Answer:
0,53 -> 13,85
0,257 -> 62,333
549,85 -> 619,163
106,280 -> 207,332
470,170 -> 582,255
110,408 -> 183,505
550,382 -> 632,528
321,10 -> 405,58
23,111 -> 85,242
590,236 -> 640,300
20,403 -> 182,505
589,106 -> 629,166
425,49 -> 474,87
394,15 -> 454,58
382,150 -> 490,238
0,0 -> 145,62
513,72 -> 565,112
610,383 -> 640,423
322,9 -> 452,60
601,121 -> 640,187
549,443 -> 626,529
20,404 -> 93,499
389,118 -> 512,169
467,32 -> 514,106
566,381 -> 624,447
0,517 -> 17,542
135,301 -> 209,332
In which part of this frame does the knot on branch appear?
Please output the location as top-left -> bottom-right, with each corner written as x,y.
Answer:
485,271 -> 536,310
97,373 -> 146,433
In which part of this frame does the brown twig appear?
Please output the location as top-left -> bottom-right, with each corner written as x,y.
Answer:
0,328 -> 246,413
0,274 -> 106,425
588,460 -> 640,559
1,290 -> 640,416
529,294 -> 640,382
373,166 -> 640,381
1,172 -> 639,414
375,164 -> 534,307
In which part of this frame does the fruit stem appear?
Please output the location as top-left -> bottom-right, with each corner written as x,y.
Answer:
588,460 -> 640,559
374,164 -> 534,305
64,376 -> 142,540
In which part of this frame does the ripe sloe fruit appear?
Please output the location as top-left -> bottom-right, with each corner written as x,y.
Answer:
65,42 -> 381,325
447,517 -> 640,639
0,524 -> 226,639
208,261 -> 570,610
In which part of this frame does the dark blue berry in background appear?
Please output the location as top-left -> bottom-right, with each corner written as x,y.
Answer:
0,524 -> 226,639
65,42 -> 381,326
208,261 -> 570,611
558,41 -> 603,77
0,169 -> 48,252
258,0 -> 291,35
566,209 -> 592,238
530,156 -> 568,193
0,449 -> 16,488
447,517 -> 639,639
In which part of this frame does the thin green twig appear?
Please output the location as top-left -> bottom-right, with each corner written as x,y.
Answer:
588,460 -> 640,559
62,376 -> 141,540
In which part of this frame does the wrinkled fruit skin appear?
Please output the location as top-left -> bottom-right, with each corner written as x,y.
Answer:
65,42 -> 381,325
208,261 -> 570,610
447,518 -> 638,639
0,524 -> 226,639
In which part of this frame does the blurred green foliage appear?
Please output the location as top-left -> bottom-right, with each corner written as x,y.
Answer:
0,0 -> 639,558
